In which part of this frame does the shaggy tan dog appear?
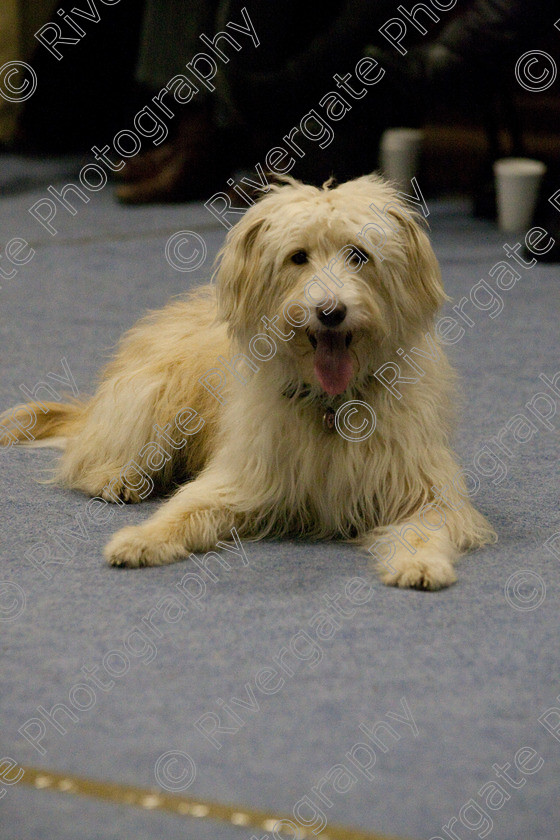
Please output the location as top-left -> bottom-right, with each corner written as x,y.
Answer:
0,174 -> 495,588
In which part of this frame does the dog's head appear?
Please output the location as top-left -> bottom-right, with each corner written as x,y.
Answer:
214,174 -> 445,398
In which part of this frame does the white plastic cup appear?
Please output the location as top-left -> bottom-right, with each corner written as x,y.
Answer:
493,157 -> 546,233
379,128 -> 424,190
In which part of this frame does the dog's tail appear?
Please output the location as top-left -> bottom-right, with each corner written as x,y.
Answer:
0,400 -> 85,448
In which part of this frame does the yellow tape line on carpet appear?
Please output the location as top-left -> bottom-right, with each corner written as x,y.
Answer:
20,765 -> 413,840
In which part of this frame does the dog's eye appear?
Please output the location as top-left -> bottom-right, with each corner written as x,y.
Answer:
291,250 -> 308,265
347,247 -> 368,267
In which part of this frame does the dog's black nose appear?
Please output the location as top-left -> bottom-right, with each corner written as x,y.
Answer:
317,302 -> 347,328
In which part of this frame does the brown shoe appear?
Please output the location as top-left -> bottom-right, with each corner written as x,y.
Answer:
114,143 -> 176,183
115,147 -> 216,203
115,105 -> 230,203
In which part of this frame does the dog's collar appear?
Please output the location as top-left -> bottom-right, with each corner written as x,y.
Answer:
281,382 -> 346,433
281,373 -> 377,433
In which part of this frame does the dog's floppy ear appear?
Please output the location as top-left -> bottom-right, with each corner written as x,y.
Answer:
214,214 -> 267,339
386,204 -> 447,316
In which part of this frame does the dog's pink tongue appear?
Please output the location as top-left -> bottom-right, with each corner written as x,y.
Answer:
313,332 -> 353,396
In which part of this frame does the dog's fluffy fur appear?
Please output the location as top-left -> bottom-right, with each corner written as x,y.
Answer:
0,174 -> 496,588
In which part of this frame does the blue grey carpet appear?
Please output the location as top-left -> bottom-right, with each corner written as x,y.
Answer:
1,155 -> 559,840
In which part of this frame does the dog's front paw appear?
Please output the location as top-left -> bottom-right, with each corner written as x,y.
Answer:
378,549 -> 457,591
105,526 -> 185,568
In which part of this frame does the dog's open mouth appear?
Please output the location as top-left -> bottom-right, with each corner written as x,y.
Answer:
307,329 -> 354,396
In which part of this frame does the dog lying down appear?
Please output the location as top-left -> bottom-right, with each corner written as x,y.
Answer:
0,174 -> 495,589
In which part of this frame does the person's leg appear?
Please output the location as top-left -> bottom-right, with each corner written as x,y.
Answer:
223,0 -> 398,184
365,0 -> 557,124
135,0 -> 214,90
116,0 -> 230,203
